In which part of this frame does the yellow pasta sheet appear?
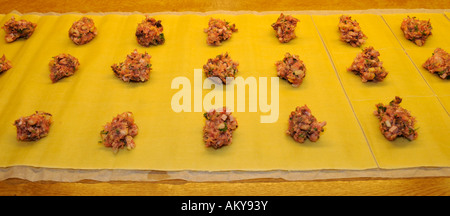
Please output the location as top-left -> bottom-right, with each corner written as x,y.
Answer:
352,96 -> 450,168
382,13 -> 450,122
382,13 -> 450,98
0,12 -> 448,172
382,13 -> 450,51
313,13 -> 450,169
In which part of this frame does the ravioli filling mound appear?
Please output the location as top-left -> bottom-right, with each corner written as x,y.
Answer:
271,13 -> 299,43
14,111 -> 52,141
422,47 -> 449,79
0,54 -> 12,74
136,16 -> 165,47
374,96 -> 418,141
100,112 -> 139,154
348,46 -> 388,82
111,49 -> 152,82
275,52 -> 307,87
68,17 -> 98,45
49,53 -> 80,83
203,107 -> 238,149
338,15 -> 367,47
204,17 -> 237,46
203,52 -> 239,84
400,16 -> 432,46
287,105 -> 327,143
2,16 -> 37,43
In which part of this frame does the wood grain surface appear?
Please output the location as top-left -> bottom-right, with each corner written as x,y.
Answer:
1,177 -> 450,196
0,0 -> 448,14
0,0 -> 449,196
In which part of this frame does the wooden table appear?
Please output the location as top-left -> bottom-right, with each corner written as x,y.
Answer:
0,0 -> 449,196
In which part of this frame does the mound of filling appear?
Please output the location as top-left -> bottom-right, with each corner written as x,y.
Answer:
203,52 -> 239,84
422,48 -> 449,79
68,17 -> 97,45
0,54 -> 12,74
136,16 -> 165,47
400,16 -> 432,46
14,111 -> 52,141
374,96 -> 418,141
204,17 -> 237,46
287,105 -> 327,143
338,15 -> 367,47
275,52 -> 306,87
100,112 -> 139,154
348,46 -> 388,82
271,13 -> 299,43
111,49 -> 152,82
203,107 -> 238,149
2,16 -> 37,43
49,53 -> 80,83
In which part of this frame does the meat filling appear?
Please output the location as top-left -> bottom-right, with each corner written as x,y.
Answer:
203,107 -> 238,149
275,52 -> 306,87
100,112 -> 139,154
287,105 -> 327,143
422,48 -> 449,79
0,54 -> 12,74
400,16 -> 432,46
374,96 -> 418,141
14,111 -> 52,141
271,13 -> 299,43
204,18 -> 237,46
136,16 -> 165,47
111,49 -> 152,82
68,17 -> 97,45
49,53 -> 80,83
338,15 -> 367,47
203,52 -> 239,84
2,16 -> 37,43
348,46 -> 388,82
